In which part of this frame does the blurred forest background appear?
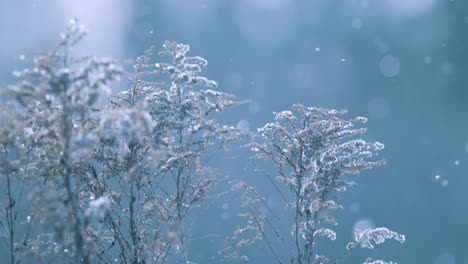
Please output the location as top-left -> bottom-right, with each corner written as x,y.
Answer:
1,0 -> 467,263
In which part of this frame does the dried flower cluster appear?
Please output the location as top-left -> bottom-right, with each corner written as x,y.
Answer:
0,21 -> 403,264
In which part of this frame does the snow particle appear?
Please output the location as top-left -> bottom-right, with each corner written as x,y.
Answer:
353,218 -> 374,234
379,55 -> 400,77
352,18 -> 364,29
424,56 -> 432,64
236,120 -> 250,132
441,179 -> 449,188
432,170 -> 449,188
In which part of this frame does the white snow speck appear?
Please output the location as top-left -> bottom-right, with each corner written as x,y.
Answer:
441,179 -> 449,188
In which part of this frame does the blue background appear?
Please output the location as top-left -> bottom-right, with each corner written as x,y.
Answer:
1,1 -> 467,263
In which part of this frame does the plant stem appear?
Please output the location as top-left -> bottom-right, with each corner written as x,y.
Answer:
6,172 -> 15,264
61,101 -> 88,264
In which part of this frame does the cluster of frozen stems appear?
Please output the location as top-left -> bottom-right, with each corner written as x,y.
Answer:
0,20 -> 403,264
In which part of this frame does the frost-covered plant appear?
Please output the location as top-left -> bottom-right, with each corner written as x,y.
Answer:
88,42 -> 245,263
0,103 -> 34,264
1,19 -> 244,264
2,19 -> 122,263
141,42 -> 244,263
227,104 -> 404,263
0,20 -> 405,264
